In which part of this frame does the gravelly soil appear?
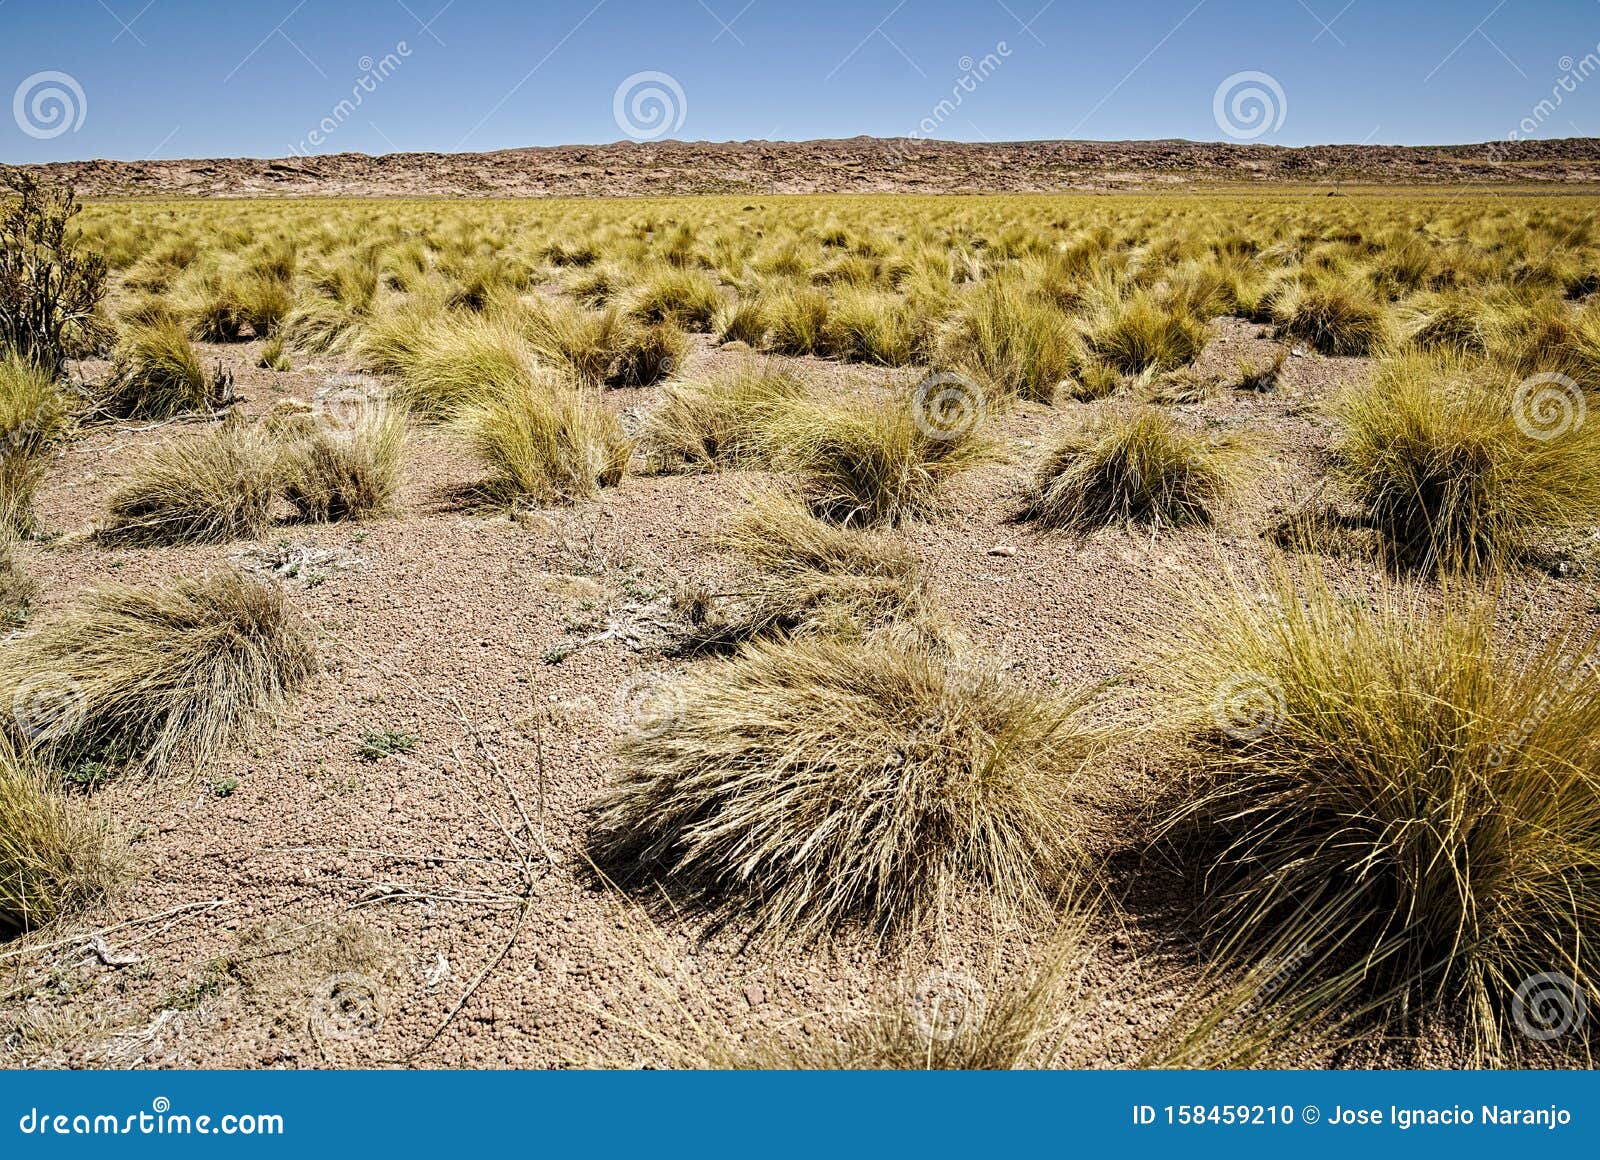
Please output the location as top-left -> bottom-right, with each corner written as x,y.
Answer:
1,321 -> 1589,1070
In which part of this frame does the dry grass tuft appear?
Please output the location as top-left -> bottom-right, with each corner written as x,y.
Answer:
280,400 -> 408,522
100,424 -> 278,546
938,278 -> 1076,401
0,570 -> 318,776
101,319 -> 229,418
1333,351 -> 1600,571
591,634 -> 1099,941
640,362 -> 804,471
453,373 -> 630,505
1274,280 -> 1390,356
1,353 -> 75,537
0,732 -> 116,937
1023,407 -> 1234,531
1154,565 -> 1600,1062
763,388 -> 994,526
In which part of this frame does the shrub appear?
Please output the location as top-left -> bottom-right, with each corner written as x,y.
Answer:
280,401 -> 408,522
101,319 -> 229,418
1,352 -> 74,537
0,174 -> 108,375
591,635 -> 1099,940
640,363 -> 804,471
0,570 -> 318,775
1155,568 -> 1600,1062
1333,352 -> 1600,570
1273,280 -> 1390,356
763,388 -> 993,526
101,424 -> 278,545
454,374 -> 630,505
939,278 -> 1076,401
1022,407 -> 1233,531
0,733 -> 114,936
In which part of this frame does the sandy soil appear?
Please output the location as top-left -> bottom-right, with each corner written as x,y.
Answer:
0,320 -> 1588,1070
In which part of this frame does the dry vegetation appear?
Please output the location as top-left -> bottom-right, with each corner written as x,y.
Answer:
3,184 -> 1600,1069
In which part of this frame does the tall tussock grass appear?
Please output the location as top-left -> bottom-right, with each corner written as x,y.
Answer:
0,570 -> 317,776
100,424 -> 278,546
938,278 -> 1076,401
763,388 -> 993,526
1154,565 -> 1600,1063
591,634 -> 1100,941
1333,351 -> 1600,571
0,732 -> 115,937
1,353 -> 75,537
1022,407 -> 1234,531
1273,280 -> 1390,356
453,373 -> 629,505
101,319 -> 229,418
280,401 -> 408,522
640,363 -> 804,471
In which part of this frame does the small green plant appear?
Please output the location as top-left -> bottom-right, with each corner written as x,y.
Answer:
356,728 -> 417,762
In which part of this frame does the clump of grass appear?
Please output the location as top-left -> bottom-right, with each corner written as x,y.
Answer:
256,333 -> 291,372
1273,280 -> 1390,356
821,288 -> 921,366
1155,566 -> 1600,1062
101,319 -> 229,418
938,278 -> 1076,401
684,492 -> 942,650
280,401 -> 408,522
590,634 -> 1099,941
763,388 -> 994,526
761,284 -> 831,356
640,363 -> 804,471
1,353 -> 75,537
454,374 -> 630,505
1064,358 -> 1125,402
1,539 -> 37,626
608,321 -> 688,387
626,268 -> 720,331
100,424 -> 278,545
395,315 -> 532,416
1022,407 -> 1234,531
713,298 -> 767,346
1229,348 -> 1285,392
1333,351 -> 1600,571
0,570 -> 318,776
0,732 -> 115,937
1086,292 -> 1210,375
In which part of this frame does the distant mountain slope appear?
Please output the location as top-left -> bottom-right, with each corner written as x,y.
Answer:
11,136 -> 1600,199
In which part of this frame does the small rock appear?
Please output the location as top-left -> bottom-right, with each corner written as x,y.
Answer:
986,544 -> 1017,557
1291,344 -> 1310,358
743,983 -> 767,1007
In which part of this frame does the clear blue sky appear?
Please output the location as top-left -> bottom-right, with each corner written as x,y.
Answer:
2,0 -> 1598,162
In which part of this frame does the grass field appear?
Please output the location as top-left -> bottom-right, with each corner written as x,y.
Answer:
2,187 -> 1598,1068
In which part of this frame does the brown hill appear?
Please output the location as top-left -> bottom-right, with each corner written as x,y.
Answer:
11,136 -> 1600,199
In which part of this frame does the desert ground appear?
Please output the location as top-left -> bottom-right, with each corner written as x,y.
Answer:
2,184 -> 1598,1069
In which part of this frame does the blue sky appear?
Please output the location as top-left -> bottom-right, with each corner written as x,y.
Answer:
2,0 -> 1598,161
